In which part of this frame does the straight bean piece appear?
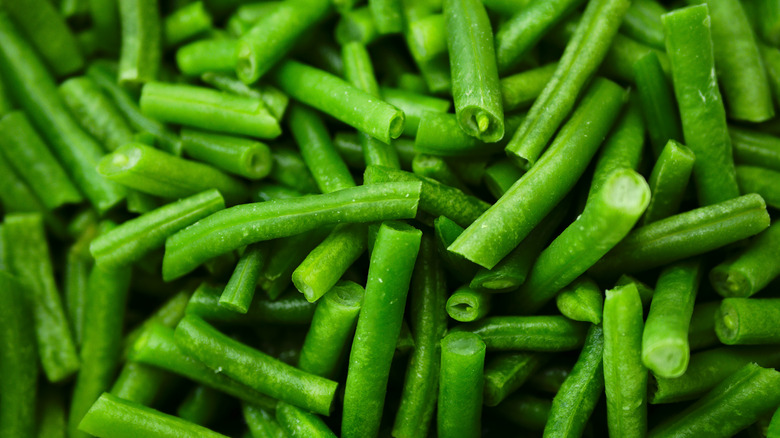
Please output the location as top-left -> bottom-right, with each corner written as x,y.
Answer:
642,140 -> 695,225
163,1 -> 212,48
176,39 -> 238,76
730,127 -> 780,172
648,363 -> 780,438
710,221 -> 780,298
90,190 -> 225,269
298,281 -> 364,378
633,52 -> 683,158
688,301 -> 720,351
450,78 -> 625,269
663,4 -> 740,206
277,402 -> 336,438
186,284 -> 315,326
413,112 -> 525,157
413,156 -> 470,194
433,216 -> 478,284
505,0 -> 630,168
270,148 -> 319,194
130,324 -> 276,408
236,0 -> 331,83
620,0 -> 666,49
483,352 -> 549,407
218,243 -> 266,314
0,13 -> 125,212
175,315 -> 338,415
78,393 -> 227,438
642,259 -> 701,378
453,316 -> 587,351
543,325 -> 604,438
140,82 -> 281,139
445,0 -> 504,142
0,111 -> 82,209
494,394 -> 552,431
181,129 -> 272,180
242,403 -> 286,438
603,284 -> 647,438
199,73 -> 289,120
342,222 -> 422,438
589,194 -> 770,276
261,229 -> 330,300
3,214 -> 79,382
510,168 -> 650,314
335,7 -> 377,45
65,224 -> 97,346
110,362 -> 171,405
483,158 -> 525,199
437,332 -> 486,438
500,63 -> 557,112
393,235 -> 448,438
716,298 -> 780,345
118,0 -> 161,86
736,165 -> 780,209
380,86 -> 450,137
271,60 -> 405,144
555,277 -> 603,324
163,181 -> 420,280
446,286 -> 491,322
0,272 -> 37,438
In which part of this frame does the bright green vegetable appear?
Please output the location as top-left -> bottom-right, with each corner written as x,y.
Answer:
181,129 -> 272,180
710,221 -> 780,298
555,277 -> 603,324
437,331 -> 486,438
453,316 -> 587,351
642,140 -> 696,224
633,51 -> 683,158
446,286 -> 491,322
716,298 -> 780,345
117,0 -> 161,86
483,352 -> 549,407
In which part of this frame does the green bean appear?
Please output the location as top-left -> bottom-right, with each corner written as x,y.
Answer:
69,261 -> 131,438
177,386 -> 223,426
710,221 -> 780,298
0,73 -> 12,116
272,60 -> 405,144
36,387 -> 66,438
0,271 -> 37,438
483,352 -> 549,407
500,63 -> 557,112
633,52 -> 683,158
0,14 -> 126,212
181,129 -> 271,180
335,7 -> 377,45
414,112 -> 525,158
91,190 -> 225,269
175,314 -> 338,415
495,0 -> 584,73
481,0 -> 531,16
450,78 -> 625,269
698,0 -> 775,122
437,331 -> 486,438
716,298 -> 780,345
176,39 -> 238,76
288,105 -> 355,193
405,14 -> 446,64
123,290 -> 193,358
642,259 -> 701,379
3,214 -> 79,382
494,393 -> 551,431
78,392 -> 228,438
446,285 -> 491,322
555,277 -> 603,324
140,82 -> 281,139
433,216 -> 478,284
199,73 -> 289,120
110,361 -> 172,405
663,4 -> 740,205
218,243 -> 266,314
650,346 -> 780,404
688,301 -> 720,351
648,363 -> 780,438
86,62 -> 182,156
302,37 -> 346,77
381,86 -> 450,137
242,402 -> 285,438
362,133 -> 401,169
269,148 -> 319,194
510,168 -> 650,314
276,402 -> 336,438
412,154 -> 471,194
603,283 -> 647,438
730,127 -> 780,172
543,325 -> 604,438
770,406 -> 780,438
0,111 -> 82,209
453,316 -> 587,351
615,274 -> 655,307
505,0 -> 630,168
590,194 -> 770,276
369,0 -> 403,34
118,0 -> 161,86
342,41 -> 380,98
88,0 -> 121,54
65,224 -> 98,346
642,140 -> 696,225
760,43 -> 780,112
482,158 -> 525,199
620,0 -> 666,49
225,3 -> 282,37
342,222 -> 422,438
130,324 -> 276,408
364,165 -> 488,228
392,235 -> 447,438
261,229 -> 330,300
1,0 -> 84,76
292,224 -> 367,303
186,284 -> 315,325
737,165 -> 780,209
98,143 -> 247,204
60,76 -> 133,152
445,0 -> 504,142
163,1 -> 212,48
527,363 -> 572,394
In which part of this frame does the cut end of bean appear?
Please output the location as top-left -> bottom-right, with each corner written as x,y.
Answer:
447,295 -> 479,322
602,168 -> 651,214
459,107 -> 504,143
715,302 -> 740,344
710,267 -> 751,298
441,331 -> 486,356
235,41 -> 257,84
217,297 -> 250,314
388,110 -> 406,140
642,340 -> 689,379
98,143 -> 142,177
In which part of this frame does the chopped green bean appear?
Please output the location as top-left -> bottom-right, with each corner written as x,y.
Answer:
414,112 -> 525,157
446,285 -> 491,322
335,7 -> 377,45
494,394 -> 551,431
633,51 -> 683,158
177,386 -> 223,426
110,362 -> 172,405
181,129 -> 272,180
620,0 -> 666,49
218,243 -> 266,313
437,331 -> 486,438
736,165 -> 780,209
500,63 -> 557,112
710,221 -> 780,298
555,277 -> 603,324
118,0 -> 162,86
380,86 -> 450,137
163,1 -> 212,48
642,140 -> 696,225
242,403 -> 285,438
483,352 -> 549,407
688,301 -> 720,351
276,402 -> 336,438
453,316 -> 587,351
716,298 -> 780,345
187,284 -> 315,325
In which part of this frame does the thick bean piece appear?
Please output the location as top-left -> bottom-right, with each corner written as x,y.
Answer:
453,316 -> 587,351
710,221 -> 780,298
181,129 -> 273,180
716,298 -> 780,345
437,332 -> 486,438
118,0 -> 161,86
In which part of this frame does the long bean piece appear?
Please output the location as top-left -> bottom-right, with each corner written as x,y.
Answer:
730,127 -> 780,172
118,0 -> 161,86
276,402 -> 336,438
218,243 -> 266,314
555,277 -> 603,324
716,298 -> 780,345
453,316 -> 587,351
185,284 -> 315,326
446,286 -> 491,322
437,331 -> 486,438
181,129 -> 272,180
633,51 -> 683,158
177,39 -> 238,76
736,165 -> 780,209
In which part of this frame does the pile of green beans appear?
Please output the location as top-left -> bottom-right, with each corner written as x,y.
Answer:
4,0 -> 780,437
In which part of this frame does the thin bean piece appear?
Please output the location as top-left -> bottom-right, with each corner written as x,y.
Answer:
0,272 -> 37,438
642,259 -> 701,378
438,332 -> 486,438
78,393 -> 227,438
433,216 -> 478,284
633,52 -> 683,158
199,73 -> 289,120
262,229 -> 328,299
369,0 -> 403,34
555,277 -> 603,324
590,194 -> 770,276
543,325 -> 604,438
663,4 -> 740,206
219,243 -> 267,314
118,0 -> 161,86
648,364 -> 780,438
342,222 -> 422,438
736,165 -> 780,209
483,352 -> 549,407
110,362 -> 171,405
453,316 -> 587,352
271,60 -> 405,144
65,224 -> 98,346
710,221 -> 780,298
620,0 -> 666,49
186,284 -> 315,326
413,155 -> 471,195
716,298 -> 780,345
175,315 -> 338,415
405,14 -> 447,64
446,285 -> 491,322
163,1 -> 212,48
603,284 -> 647,438
483,158 -> 525,199
505,0 -> 630,168
3,214 -> 80,382
730,127 -> 780,172
176,39 -> 238,76
510,168 -> 650,314
500,63 -> 557,112
450,78 -> 625,269
277,402 -> 336,438
242,403 -> 285,438
0,111 -> 82,209
642,140 -> 695,225
123,290 -> 193,358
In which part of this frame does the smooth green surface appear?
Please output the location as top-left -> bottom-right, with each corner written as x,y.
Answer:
710,221 -> 780,298
555,277 -> 603,324
181,129 -> 272,180
218,243 -> 266,314
716,298 -> 780,345
633,51 -> 683,158
483,352 -> 549,407
453,316 -> 587,351
642,140 -> 695,225
117,0 -> 161,86
437,331 -> 486,438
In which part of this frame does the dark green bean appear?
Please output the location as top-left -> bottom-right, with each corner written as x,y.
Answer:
276,402 -> 336,438
163,1 -> 212,48
555,277 -> 603,324
118,0 -> 161,86
412,154 -> 471,194
110,362 -> 171,405
187,283 -> 315,325
36,387 -> 66,438
88,0 -> 121,54
633,51 -> 683,158
642,140 -> 696,225
620,0 -> 666,49
335,7 -> 377,45
260,229 -> 330,300
453,316 -> 587,352
242,402 -> 285,438
446,285 -> 491,322
736,165 -> 780,209
177,39 -> 238,76
730,127 -> 780,172
123,290 -> 193,358
716,298 -> 780,345
65,224 -> 98,346
181,129 -> 272,180
270,148 -> 319,194
177,386 -> 223,426
483,352 -> 549,407
688,301 -> 720,351
437,331 -> 486,438
494,394 -> 551,431
500,63 -> 557,112
710,221 -> 780,298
